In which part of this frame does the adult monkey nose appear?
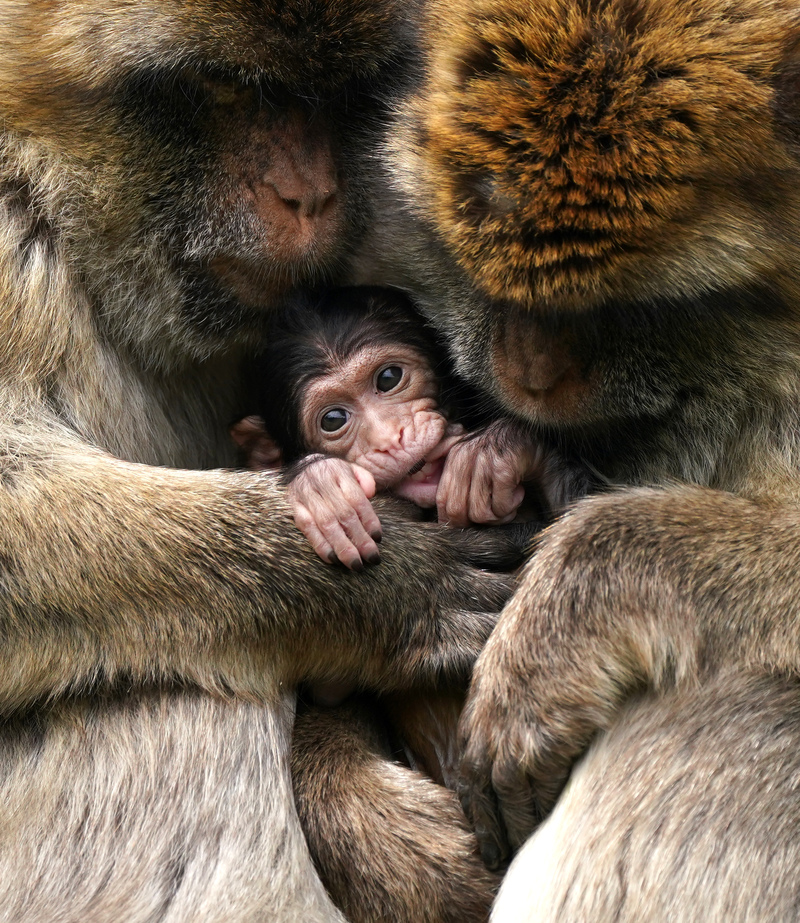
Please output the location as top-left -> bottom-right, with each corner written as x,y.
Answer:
494,310 -> 576,395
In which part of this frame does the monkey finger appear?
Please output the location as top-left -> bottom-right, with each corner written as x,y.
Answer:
350,463 -> 378,500
293,504 -> 338,565
461,454 -> 516,524
492,761 -> 541,853
458,762 -> 510,870
437,455 -> 473,527
335,477 -> 383,551
428,428 -> 467,463
316,501 -> 381,570
295,490 -> 372,569
466,466 -> 498,525
320,519 -> 368,571
488,483 -> 526,523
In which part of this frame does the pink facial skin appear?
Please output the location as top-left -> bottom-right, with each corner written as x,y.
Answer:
301,344 -> 448,489
294,343 -> 448,570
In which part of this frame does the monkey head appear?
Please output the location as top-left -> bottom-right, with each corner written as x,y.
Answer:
252,287 -> 450,506
387,0 -> 800,451
300,339 -> 448,507
0,0 -> 420,365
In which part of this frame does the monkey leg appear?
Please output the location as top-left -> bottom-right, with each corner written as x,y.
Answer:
492,671 -> 800,923
0,690 -> 345,923
292,700 -> 500,923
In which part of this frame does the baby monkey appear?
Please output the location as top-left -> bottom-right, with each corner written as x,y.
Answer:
233,286 -> 570,571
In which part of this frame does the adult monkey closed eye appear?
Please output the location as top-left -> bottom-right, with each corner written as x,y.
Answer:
0,1 -> 514,921
358,0 -> 800,918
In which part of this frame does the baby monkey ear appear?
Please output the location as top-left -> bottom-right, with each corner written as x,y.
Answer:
229,415 -> 283,470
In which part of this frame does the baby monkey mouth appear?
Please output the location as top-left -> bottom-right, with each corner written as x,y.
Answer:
406,458 -> 426,476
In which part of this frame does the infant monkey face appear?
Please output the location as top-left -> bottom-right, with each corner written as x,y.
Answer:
301,344 -> 447,488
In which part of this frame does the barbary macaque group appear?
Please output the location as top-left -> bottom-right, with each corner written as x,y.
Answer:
3,0 -> 800,920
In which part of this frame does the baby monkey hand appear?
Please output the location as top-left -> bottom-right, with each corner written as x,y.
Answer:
436,420 -> 539,528
287,456 -> 382,571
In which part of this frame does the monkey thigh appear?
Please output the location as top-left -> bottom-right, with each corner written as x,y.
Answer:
492,670 -> 800,923
292,699 -> 500,923
0,690 -> 345,923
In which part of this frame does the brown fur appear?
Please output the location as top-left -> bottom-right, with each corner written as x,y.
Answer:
352,0 -> 800,915
493,671 -> 800,920
0,2 -> 517,920
293,700 -> 500,923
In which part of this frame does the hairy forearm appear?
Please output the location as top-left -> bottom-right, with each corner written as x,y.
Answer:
0,438 -> 512,711
497,486 -> 800,732
0,449 -> 302,705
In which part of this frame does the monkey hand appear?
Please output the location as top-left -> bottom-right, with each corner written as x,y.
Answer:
436,419 -> 538,527
229,415 -> 283,470
287,456 -> 382,570
353,515 -> 519,689
457,485 -> 800,868
279,503 -> 521,695
457,487 -> 727,869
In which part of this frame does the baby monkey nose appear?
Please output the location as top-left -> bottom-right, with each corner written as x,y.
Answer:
365,414 -> 405,453
373,424 -> 404,452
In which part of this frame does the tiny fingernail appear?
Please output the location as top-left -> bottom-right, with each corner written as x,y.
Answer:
365,551 -> 381,566
350,559 -> 364,573
371,530 -> 383,543
327,550 -> 338,564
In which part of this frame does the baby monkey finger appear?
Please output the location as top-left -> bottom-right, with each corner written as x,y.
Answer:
315,495 -> 382,570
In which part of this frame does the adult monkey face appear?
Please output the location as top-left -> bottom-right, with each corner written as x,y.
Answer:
377,0 -> 800,898
388,0 -> 800,451
0,0 -> 418,364
0,3 -> 518,920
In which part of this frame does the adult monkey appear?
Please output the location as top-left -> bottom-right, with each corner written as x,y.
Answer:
357,0 -> 800,917
0,1 -> 513,920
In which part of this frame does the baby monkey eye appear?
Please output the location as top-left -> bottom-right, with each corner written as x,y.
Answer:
320,408 -> 349,433
376,365 -> 403,393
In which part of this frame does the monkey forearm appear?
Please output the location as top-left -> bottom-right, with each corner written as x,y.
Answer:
460,485 -> 800,852
468,487 -> 800,796
509,488 -> 800,697
0,445 -> 511,710
565,487 -> 800,682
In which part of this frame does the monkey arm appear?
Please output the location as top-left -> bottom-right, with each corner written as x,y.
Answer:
458,484 -> 800,867
0,421 -> 515,714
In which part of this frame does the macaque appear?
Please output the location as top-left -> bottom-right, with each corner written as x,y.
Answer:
232,286 -> 579,571
352,0 -> 800,918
